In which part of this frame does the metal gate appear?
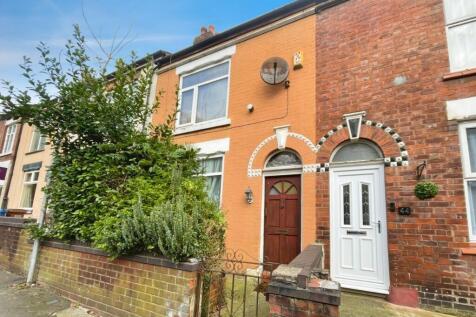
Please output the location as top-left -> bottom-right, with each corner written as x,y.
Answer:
195,250 -> 279,317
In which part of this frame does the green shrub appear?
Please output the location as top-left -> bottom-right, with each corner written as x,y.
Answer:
93,172 -> 225,262
414,181 -> 439,200
0,26 -> 226,262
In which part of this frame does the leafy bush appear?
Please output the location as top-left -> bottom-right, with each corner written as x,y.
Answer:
1,26 -> 226,262
414,181 -> 439,200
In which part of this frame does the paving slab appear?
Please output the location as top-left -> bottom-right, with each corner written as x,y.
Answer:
0,269 -> 93,317
341,292 -> 457,317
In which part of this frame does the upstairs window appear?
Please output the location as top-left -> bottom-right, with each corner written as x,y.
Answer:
444,0 -> 476,72
30,127 -> 46,152
2,124 -> 17,154
178,61 -> 230,126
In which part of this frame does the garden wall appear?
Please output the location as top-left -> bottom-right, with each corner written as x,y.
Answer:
0,217 -> 32,274
0,217 -> 200,317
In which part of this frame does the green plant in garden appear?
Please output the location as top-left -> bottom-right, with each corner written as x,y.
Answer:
0,25 -> 225,262
414,181 -> 439,200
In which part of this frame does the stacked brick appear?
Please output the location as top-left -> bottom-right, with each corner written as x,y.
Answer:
269,295 -> 339,317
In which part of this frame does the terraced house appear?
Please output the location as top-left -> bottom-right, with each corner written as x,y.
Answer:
150,0 -> 476,315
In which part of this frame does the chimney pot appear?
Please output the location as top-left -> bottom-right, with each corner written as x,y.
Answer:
208,25 -> 216,35
200,26 -> 207,34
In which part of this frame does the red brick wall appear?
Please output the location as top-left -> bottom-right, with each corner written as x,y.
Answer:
0,222 -> 32,274
0,221 -> 200,317
314,0 -> 476,315
268,294 -> 339,317
37,244 -> 199,317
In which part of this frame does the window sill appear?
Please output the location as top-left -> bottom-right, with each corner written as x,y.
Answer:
0,152 -> 13,158
174,118 -> 231,135
442,68 -> 476,81
26,149 -> 45,155
461,248 -> 476,256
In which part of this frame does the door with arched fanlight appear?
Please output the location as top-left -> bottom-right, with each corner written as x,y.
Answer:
329,141 -> 390,294
263,151 -> 302,264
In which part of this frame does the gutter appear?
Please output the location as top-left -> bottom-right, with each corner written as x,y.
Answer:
155,0 -> 328,70
315,0 -> 349,13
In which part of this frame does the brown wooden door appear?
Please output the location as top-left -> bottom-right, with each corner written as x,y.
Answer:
264,175 -> 301,264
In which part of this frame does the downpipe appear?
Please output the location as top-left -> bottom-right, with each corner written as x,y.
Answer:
26,174 -> 49,284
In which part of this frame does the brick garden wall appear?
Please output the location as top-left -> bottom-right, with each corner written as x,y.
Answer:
0,218 -> 32,274
314,0 -> 476,315
0,219 -> 200,317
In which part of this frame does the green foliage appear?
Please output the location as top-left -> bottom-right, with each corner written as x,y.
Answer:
414,181 -> 439,200
96,174 -> 225,262
26,222 -> 47,241
0,25 -> 226,262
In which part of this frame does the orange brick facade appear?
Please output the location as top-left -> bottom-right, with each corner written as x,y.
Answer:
153,14 -> 318,263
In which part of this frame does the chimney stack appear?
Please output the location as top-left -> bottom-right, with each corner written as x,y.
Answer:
193,25 -> 217,45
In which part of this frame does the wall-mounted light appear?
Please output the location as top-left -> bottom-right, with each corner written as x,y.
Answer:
416,160 -> 426,180
245,187 -> 254,204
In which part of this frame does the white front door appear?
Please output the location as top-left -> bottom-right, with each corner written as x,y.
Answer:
330,164 -> 390,294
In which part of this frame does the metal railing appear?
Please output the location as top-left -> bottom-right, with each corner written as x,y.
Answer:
196,250 -> 279,317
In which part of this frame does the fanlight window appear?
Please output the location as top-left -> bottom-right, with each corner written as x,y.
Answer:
266,151 -> 302,168
332,142 -> 382,163
269,181 -> 298,195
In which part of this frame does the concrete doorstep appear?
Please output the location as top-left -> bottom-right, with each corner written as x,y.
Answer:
0,269 -> 96,317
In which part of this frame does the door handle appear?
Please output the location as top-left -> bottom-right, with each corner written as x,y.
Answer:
378,220 -> 381,234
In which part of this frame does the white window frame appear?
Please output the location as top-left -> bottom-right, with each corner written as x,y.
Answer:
459,121 -> 476,241
29,127 -> 46,152
200,154 -> 225,206
20,170 -> 40,210
0,161 -> 10,205
2,124 -> 17,155
176,60 -> 232,134
443,0 -> 476,72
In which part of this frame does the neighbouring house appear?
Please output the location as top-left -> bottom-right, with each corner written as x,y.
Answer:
0,119 -> 22,215
6,124 -> 50,218
150,0 -> 476,315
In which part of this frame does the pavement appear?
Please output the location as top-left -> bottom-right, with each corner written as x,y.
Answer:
341,292 -> 459,317
0,267 -> 462,317
0,269 -> 93,317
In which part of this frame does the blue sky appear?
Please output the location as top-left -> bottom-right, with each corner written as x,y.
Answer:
0,0 -> 291,92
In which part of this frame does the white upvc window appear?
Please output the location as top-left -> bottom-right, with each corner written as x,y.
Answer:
459,121 -> 476,241
444,0 -> 476,72
200,156 -> 224,204
20,170 -> 39,210
177,60 -> 231,129
2,124 -> 17,154
30,127 -> 46,152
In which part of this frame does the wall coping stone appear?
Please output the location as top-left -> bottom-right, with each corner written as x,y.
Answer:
0,220 -> 201,271
40,240 -> 201,272
266,243 -> 341,306
0,217 -> 34,228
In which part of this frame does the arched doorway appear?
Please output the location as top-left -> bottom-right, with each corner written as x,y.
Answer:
329,141 -> 390,294
263,150 -> 302,264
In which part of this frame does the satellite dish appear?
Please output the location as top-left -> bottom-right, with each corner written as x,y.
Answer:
260,57 -> 289,85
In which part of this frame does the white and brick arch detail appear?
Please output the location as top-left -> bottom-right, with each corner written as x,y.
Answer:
247,132 -> 319,177
316,119 -> 410,169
